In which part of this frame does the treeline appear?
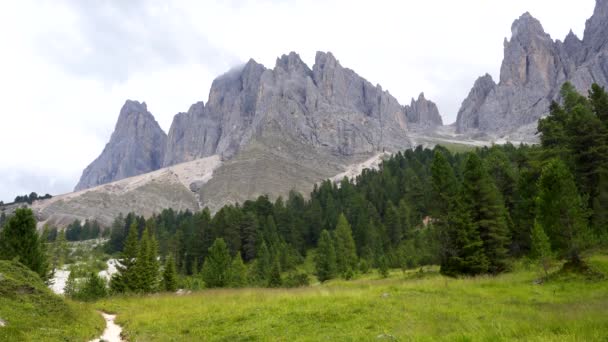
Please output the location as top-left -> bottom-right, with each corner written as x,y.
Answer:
11,192 -> 52,205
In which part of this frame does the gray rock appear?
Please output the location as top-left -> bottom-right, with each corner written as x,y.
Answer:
405,93 -> 443,128
456,1 -> 608,137
74,101 -> 167,191
163,51 -> 417,164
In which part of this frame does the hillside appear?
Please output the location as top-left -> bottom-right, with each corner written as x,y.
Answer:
0,260 -> 103,341
95,252 -> 608,341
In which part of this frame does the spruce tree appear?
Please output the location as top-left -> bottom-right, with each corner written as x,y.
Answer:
334,214 -> 358,279
201,238 -> 232,288
530,220 -> 552,277
462,153 -> 511,273
228,252 -> 247,288
315,230 -> 337,282
268,257 -> 282,287
163,255 -> 178,292
441,198 -> 489,276
536,159 -> 590,262
0,208 -> 48,279
253,241 -> 271,283
110,222 -> 139,293
430,150 -> 460,271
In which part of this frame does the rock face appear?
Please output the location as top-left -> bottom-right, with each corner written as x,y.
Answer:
74,100 -> 167,191
456,1 -> 608,136
405,93 -> 443,128
163,52 -> 421,165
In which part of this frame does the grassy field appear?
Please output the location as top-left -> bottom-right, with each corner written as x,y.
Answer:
0,260 -> 104,341
97,253 -> 608,341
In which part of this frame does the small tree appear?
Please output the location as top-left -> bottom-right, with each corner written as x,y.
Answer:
228,252 -> 247,288
530,220 -> 553,277
79,272 -> 107,301
315,230 -> 337,282
334,214 -> 358,279
0,208 -> 48,279
378,255 -> 389,278
268,257 -> 282,288
163,256 -> 177,292
201,238 -> 232,288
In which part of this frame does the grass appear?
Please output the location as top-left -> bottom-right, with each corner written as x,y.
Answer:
0,260 -> 104,341
97,252 -> 608,341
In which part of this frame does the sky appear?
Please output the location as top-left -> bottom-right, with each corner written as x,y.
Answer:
0,0 -> 596,202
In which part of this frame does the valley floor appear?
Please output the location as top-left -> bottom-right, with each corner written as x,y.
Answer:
96,253 -> 608,341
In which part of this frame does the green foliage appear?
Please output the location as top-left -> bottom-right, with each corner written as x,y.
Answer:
268,257 -> 282,287
228,252 -> 247,288
201,238 -> 232,288
536,158 -> 590,261
314,230 -> 337,282
461,153 -> 511,273
334,214 -> 358,278
163,256 -> 178,292
378,255 -> 389,278
0,208 -> 48,279
530,220 -> 553,277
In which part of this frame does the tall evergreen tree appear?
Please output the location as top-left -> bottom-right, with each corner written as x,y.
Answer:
536,159 -> 590,262
110,222 -> 139,293
315,230 -> 337,282
201,238 -> 232,288
334,214 -> 358,279
163,255 -> 177,292
0,208 -> 48,279
268,256 -> 282,287
462,153 -> 511,273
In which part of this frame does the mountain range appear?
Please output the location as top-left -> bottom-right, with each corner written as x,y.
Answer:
26,0 -> 608,227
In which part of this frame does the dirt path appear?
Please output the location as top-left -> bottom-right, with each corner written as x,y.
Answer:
90,312 -> 123,342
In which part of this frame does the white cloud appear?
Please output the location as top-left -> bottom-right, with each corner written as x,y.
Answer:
0,0 -> 596,202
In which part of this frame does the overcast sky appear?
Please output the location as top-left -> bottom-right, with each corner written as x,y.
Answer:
0,0 -> 596,202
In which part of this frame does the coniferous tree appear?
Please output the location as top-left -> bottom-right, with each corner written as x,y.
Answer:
0,208 -> 48,279
441,198 -> 489,276
110,222 -> 139,293
462,153 -> 511,273
530,220 -> 552,277
253,241 -> 271,283
228,252 -> 247,287
268,257 -> 282,287
201,238 -> 232,288
430,150 -> 460,271
378,255 -> 389,278
536,159 -> 590,262
163,255 -> 177,292
334,214 -> 358,279
315,230 -> 337,282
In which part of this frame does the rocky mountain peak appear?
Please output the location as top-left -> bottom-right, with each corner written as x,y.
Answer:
500,12 -> 557,87
405,92 -> 443,127
583,0 -> 608,54
275,52 -> 312,75
510,12 -> 547,39
74,100 -> 167,191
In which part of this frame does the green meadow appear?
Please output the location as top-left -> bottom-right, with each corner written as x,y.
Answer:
95,252 -> 608,341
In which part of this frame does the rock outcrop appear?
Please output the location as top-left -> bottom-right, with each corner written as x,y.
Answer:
456,0 -> 608,136
405,93 -> 443,128
74,101 -> 167,191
